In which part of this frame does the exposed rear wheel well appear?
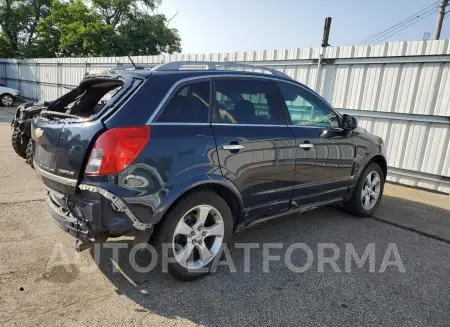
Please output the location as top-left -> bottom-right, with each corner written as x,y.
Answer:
158,183 -> 242,230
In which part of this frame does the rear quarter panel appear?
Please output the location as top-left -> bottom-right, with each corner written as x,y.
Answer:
82,124 -> 230,225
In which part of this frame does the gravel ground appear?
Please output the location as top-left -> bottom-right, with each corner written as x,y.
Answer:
0,106 -> 449,327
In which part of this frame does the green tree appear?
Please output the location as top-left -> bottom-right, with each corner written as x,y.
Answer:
0,0 -> 51,57
114,13 -> 181,55
34,0 -> 115,57
90,0 -> 180,55
0,0 -> 181,58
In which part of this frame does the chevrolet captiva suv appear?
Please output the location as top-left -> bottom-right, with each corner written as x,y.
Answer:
31,62 -> 387,280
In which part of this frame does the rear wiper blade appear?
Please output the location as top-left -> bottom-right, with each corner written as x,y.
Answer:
40,111 -> 80,119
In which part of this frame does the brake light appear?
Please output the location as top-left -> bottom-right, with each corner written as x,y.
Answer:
85,126 -> 150,175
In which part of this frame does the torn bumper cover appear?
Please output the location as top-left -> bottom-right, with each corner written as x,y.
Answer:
46,183 -> 152,243
78,184 -> 151,231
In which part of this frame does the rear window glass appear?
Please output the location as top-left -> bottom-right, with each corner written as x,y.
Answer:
156,81 -> 210,123
47,76 -> 141,118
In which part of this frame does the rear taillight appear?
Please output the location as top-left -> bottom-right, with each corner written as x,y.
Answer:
85,126 -> 150,175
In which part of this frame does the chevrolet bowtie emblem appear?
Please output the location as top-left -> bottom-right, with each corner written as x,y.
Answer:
35,128 -> 44,138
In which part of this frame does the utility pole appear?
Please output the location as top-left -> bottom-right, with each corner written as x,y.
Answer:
434,0 -> 448,40
322,17 -> 332,47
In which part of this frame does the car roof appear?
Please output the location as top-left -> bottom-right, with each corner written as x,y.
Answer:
84,66 -> 324,101
106,61 -> 297,83
112,67 -> 295,81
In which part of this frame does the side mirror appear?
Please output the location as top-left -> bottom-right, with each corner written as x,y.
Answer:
342,114 -> 357,130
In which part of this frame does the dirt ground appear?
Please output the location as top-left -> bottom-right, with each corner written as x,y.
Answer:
0,107 -> 449,327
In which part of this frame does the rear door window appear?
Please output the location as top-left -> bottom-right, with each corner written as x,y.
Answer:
156,81 -> 210,123
213,78 -> 280,125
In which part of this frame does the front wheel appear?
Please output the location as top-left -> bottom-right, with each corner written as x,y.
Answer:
1,94 -> 15,107
153,191 -> 234,281
343,163 -> 385,217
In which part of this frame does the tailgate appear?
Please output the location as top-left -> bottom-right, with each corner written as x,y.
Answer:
32,116 -> 105,194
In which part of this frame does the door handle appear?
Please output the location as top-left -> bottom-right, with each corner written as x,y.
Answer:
299,144 -> 314,149
223,144 -> 244,150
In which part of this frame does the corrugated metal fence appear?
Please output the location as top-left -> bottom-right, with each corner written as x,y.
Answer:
1,40 -> 450,194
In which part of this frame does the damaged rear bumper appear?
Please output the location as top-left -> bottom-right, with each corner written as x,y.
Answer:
36,163 -> 153,243
78,184 -> 151,231
46,195 -> 91,241
45,184 -> 152,241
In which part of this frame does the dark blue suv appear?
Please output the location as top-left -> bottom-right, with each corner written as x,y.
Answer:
32,62 -> 387,280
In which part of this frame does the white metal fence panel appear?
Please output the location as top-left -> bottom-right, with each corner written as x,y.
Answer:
1,40 -> 449,193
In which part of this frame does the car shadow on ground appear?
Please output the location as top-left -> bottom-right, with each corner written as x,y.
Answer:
90,196 -> 450,327
0,106 -> 16,124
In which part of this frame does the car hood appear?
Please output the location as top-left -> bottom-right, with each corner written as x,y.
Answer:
354,126 -> 368,133
0,86 -> 20,94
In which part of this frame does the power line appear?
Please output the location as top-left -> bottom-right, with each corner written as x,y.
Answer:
354,1 -> 438,45
371,9 -> 437,44
353,1 -> 439,45
356,4 -> 438,45
360,6 -> 437,45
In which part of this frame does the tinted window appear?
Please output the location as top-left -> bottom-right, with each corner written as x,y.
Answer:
214,79 -> 279,125
157,81 -> 210,123
277,82 -> 339,128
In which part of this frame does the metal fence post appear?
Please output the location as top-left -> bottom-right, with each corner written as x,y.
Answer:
17,60 -> 21,95
56,60 -> 61,98
2,62 -> 6,86
35,62 -> 39,101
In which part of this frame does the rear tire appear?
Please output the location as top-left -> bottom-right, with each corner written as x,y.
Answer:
152,191 -> 234,281
343,162 -> 385,217
26,139 -> 34,168
11,129 -> 27,158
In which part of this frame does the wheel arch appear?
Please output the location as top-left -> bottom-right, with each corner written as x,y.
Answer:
1,92 -> 15,103
347,154 -> 387,200
152,176 -> 244,229
369,154 -> 388,180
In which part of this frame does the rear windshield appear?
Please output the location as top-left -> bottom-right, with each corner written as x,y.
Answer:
46,75 -> 142,118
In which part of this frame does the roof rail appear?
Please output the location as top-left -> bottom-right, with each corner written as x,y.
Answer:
151,61 -> 293,80
115,63 -> 156,70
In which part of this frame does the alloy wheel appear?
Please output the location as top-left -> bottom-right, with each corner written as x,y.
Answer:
361,171 -> 381,210
172,205 -> 224,269
1,95 -> 13,106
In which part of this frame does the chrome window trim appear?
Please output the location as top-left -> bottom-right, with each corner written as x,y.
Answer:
150,122 -> 289,127
212,123 -> 288,127
150,122 -> 344,130
34,161 -> 78,187
151,122 -> 211,126
288,124 -> 344,131
146,74 -> 309,124
288,125 -> 324,129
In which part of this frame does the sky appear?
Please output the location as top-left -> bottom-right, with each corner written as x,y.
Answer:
157,0 -> 450,53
